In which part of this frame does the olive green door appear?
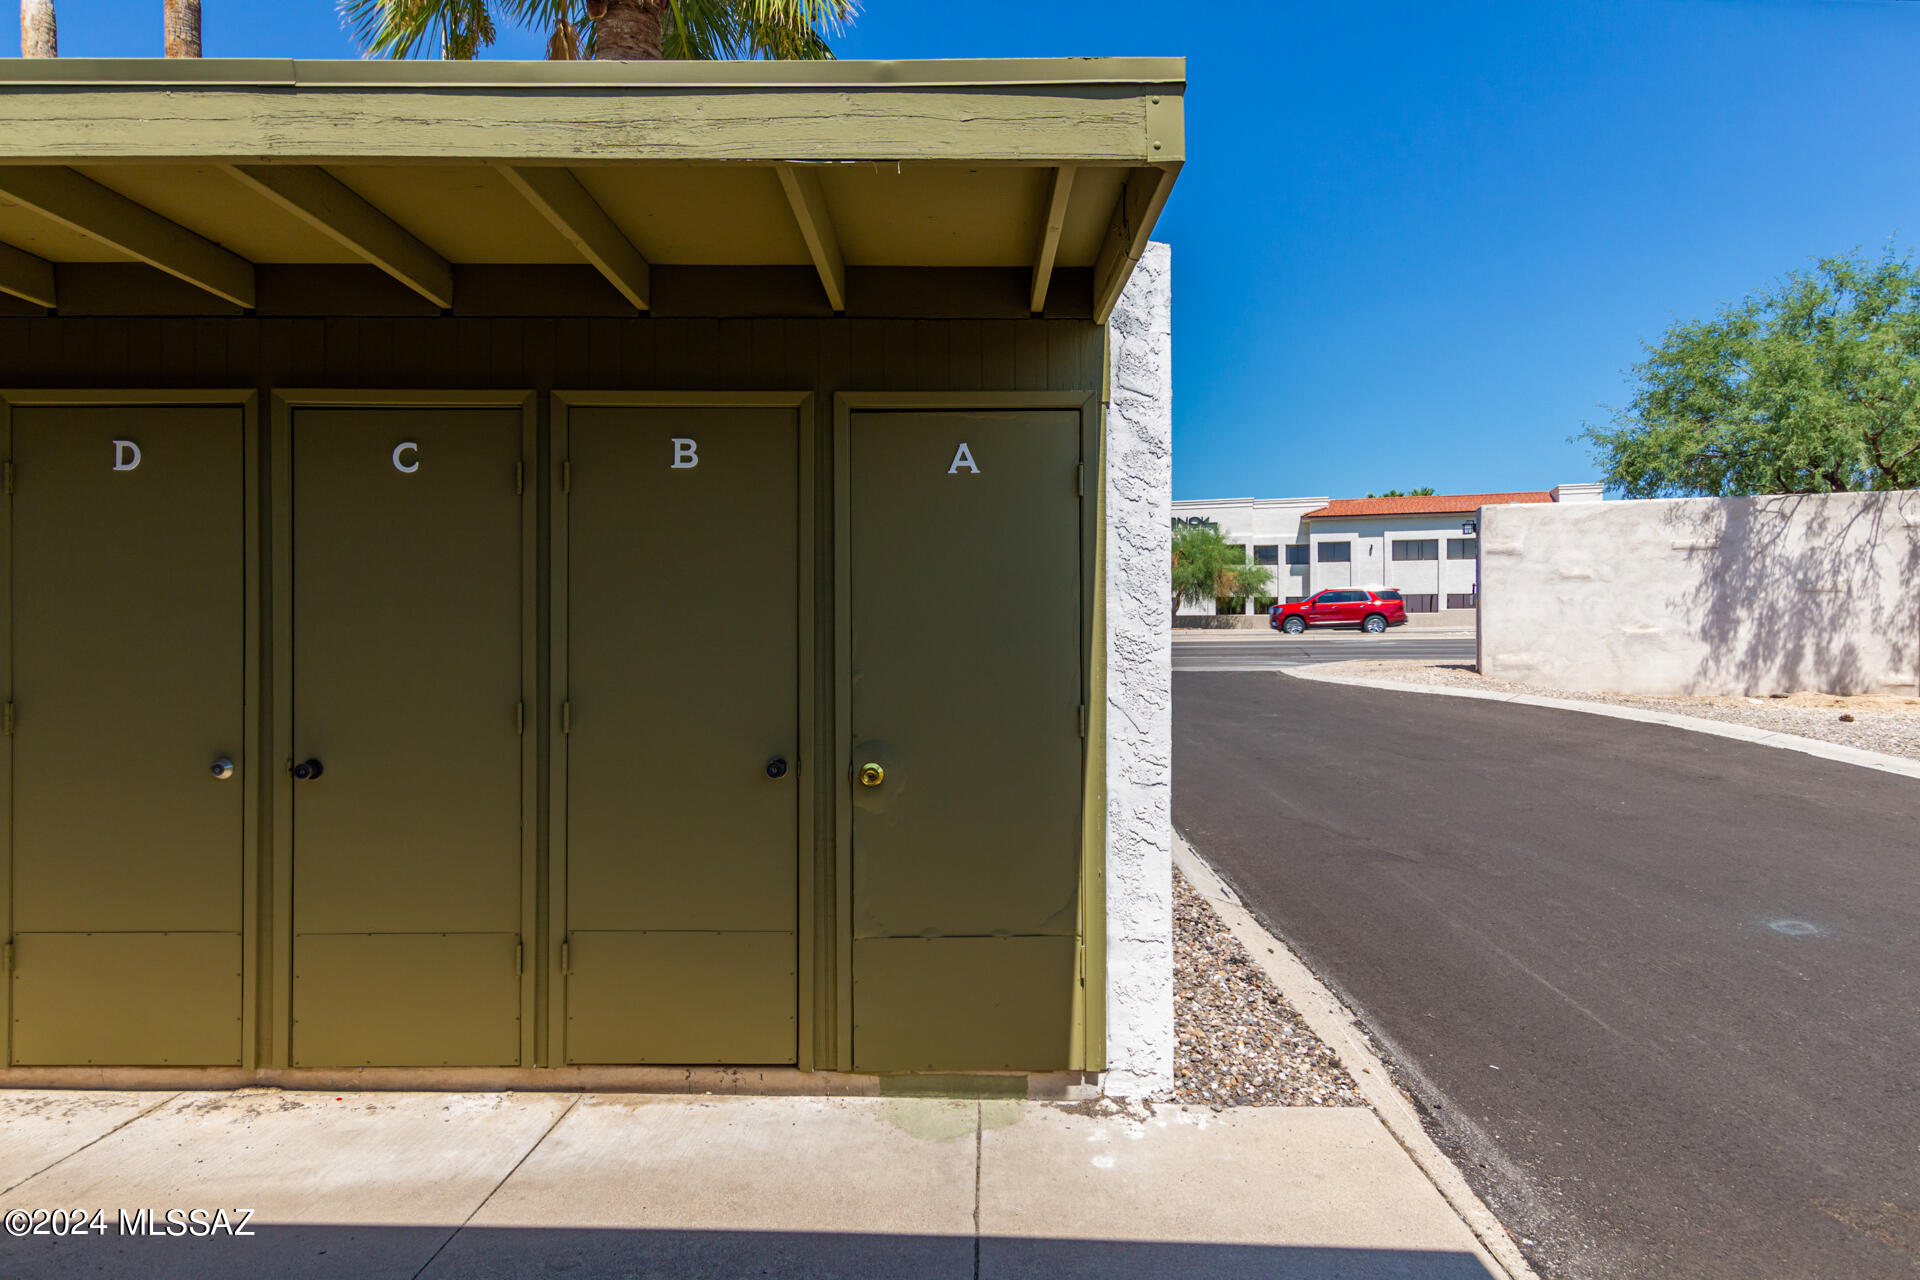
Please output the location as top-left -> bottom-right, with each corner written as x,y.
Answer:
9,406 -> 245,1066
561,405 -> 799,1064
290,408 -> 525,1067
847,409 -> 1084,1072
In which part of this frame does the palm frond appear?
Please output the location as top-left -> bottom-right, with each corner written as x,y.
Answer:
338,0 -> 501,58
664,0 -> 858,60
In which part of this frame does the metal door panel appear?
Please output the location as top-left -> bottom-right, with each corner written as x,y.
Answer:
11,407 -> 244,934
851,936 -> 1074,1072
848,411 -> 1082,939
292,933 -> 518,1067
564,931 -> 796,1065
291,408 -> 522,935
11,933 -> 242,1066
565,406 -> 799,932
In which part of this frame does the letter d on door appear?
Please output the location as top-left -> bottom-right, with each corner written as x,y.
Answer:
112,440 -> 142,471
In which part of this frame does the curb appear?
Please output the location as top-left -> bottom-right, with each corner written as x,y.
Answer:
1282,667 -> 1920,783
1171,834 -> 1541,1280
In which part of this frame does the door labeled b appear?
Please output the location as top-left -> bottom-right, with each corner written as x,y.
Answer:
9,406 -> 246,1066
288,408 -> 527,1067
560,404 -> 800,1064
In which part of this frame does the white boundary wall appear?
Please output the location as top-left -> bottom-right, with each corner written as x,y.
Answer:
1102,241 -> 1174,1096
1479,490 -> 1920,697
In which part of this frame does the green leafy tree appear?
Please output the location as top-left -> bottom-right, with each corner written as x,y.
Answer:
340,0 -> 855,62
1584,250 -> 1920,496
1171,523 -> 1273,617
1366,487 -> 1435,498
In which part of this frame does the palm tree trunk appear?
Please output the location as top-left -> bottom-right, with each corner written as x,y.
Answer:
163,0 -> 200,57
21,0 -> 57,57
593,0 -> 666,60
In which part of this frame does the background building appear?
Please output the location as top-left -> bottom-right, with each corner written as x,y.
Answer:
1173,484 -> 1605,618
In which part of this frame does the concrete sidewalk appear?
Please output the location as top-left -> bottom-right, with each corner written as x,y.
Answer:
0,1088 -> 1503,1278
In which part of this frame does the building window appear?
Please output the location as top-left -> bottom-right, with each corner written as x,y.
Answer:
1401,594 -> 1439,613
1284,543 -> 1309,566
1448,537 -> 1478,559
1447,592 -> 1477,609
1391,539 -> 1439,562
1254,596 -> 1277,613
1253,544 -> 1280,565
1284,595 -> 1306,604
1317,542 -> 1351,563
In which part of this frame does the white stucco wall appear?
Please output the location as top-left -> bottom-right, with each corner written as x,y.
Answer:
1479,491 -> 1920,696
1103,240 -> 1174,1097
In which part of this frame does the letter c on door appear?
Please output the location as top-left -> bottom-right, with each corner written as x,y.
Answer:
393,441 -> 420,474
112,440 -> 141,471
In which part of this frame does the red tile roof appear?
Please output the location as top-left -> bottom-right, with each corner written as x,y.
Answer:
1300,491 -> 1554,519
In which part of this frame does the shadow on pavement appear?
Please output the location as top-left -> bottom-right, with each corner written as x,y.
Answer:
0,1224 -> 1501,1279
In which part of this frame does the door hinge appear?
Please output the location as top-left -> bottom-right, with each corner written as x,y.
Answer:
561,459 -> 571,494
1078,702 -> 1087,739
2,941 -> 12,974
516,700 -> 524,736
515,940 -> 524,976
561,700 -> 572,734
1075,461 -> 1085,497
4,702 -> 13,736
515,460 -> 524,496
559,940 -> 571,974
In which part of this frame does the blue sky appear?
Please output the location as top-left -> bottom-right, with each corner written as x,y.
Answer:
43,0 -> 1920,500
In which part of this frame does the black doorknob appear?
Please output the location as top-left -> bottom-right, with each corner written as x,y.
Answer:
765,756 -> 789,780
292,758 -> 325,781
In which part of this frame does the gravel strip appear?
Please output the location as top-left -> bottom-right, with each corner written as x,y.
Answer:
1173,869 -> 1366,1107
1309,660 -> 1920,762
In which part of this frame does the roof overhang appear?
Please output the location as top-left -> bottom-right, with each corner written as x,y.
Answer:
0,57 -> 1183,320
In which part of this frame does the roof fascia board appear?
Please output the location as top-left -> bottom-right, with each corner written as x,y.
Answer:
0,83 -> 1180,168
1092,163 -> 1179,324
0,165 -> 254,308
0,56 -> 1186,90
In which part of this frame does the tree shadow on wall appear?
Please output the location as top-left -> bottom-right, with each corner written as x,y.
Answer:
1668,491 -> 1920,695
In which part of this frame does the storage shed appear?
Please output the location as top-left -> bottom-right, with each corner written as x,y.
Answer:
0,57 -> 1181,1091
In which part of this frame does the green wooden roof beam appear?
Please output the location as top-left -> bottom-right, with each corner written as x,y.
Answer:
1029,165 -> 1077,315
0,165 -> 254,309
498,165 -> 651,312
226,165 -> 454,309
0,238 -> 56,309
1092,165 -> 1178,325
775,163 -> 846,314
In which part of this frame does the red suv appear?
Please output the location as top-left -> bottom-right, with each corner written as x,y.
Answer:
1271,588 -> 1408,635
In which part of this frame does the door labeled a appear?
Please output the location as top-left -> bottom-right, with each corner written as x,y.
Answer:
562,405 -> 800,1064
10,406 -> 245,1066
847,410 -> 1084,1072
290,408 -> 525,1067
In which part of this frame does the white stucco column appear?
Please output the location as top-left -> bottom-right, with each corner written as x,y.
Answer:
1102,240 -> 1174,1097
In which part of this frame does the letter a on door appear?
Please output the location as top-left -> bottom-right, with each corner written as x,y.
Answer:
948,443 -> 979,475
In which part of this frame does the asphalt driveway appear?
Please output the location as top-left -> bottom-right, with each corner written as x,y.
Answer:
1174,671 -> 1920,1279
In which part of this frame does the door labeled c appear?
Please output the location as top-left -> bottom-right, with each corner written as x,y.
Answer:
289,408 -> 527,1067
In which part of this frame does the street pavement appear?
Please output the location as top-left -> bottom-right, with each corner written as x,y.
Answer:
1173,630 -> 1476,672
1174,671 -> 1920,1280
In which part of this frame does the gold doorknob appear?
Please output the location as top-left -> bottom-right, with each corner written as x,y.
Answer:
858,762 -> 885,787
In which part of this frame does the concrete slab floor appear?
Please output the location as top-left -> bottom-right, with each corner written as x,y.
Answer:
0,1092 -> 1501,1280
0,1090 -> 176,1193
